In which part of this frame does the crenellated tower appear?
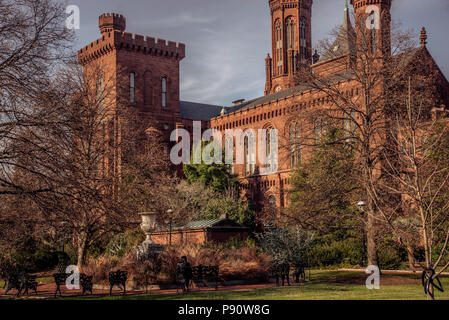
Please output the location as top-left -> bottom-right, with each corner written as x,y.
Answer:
78,12 -> 186,131
78,13 -> 186,180
265,0 -> 313,95
351,0 -> 392,57
99,13 -> 126,34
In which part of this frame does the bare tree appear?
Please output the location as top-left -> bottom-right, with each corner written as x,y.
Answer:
289,15 -> 426,266
0,0 -> 73,196
22,62 -> 138,267
375,78 -> 449,299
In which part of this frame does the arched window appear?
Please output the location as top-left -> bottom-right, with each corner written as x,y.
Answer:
266,127 -> 272,158
286,18 -> 296,71
161,77 -> 167,108
286,19 -> 295,49
269,195 -> 277,211
225,137 -> 234,174
130,72 -> 135,103
244,132 -> 255,176
289,124 -> 295,168
295,123 -> 301,165
369,12 -> 377,54
290,123 -> 301,168
299,20 -> 307,59
314,119 -> 322,141
244,136 -> 250,176
275,21 -> 283,75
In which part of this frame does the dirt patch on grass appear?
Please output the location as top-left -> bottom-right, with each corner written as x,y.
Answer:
322,273 -> 420,286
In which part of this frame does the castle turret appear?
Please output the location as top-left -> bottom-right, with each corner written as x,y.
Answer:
351,0 -> 392,56
267,0 -> 313,95
99,13 -> 126,35
265,54 -> 273,95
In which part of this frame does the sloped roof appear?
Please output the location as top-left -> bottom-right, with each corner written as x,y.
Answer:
156,217 -> 248,232
217,84 -> 313,116
182,217 -> 244,229
180,101 -> 223,120
320,1 -> 356,63
214,71 -> 355,117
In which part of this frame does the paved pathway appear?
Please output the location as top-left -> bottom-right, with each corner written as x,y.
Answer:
0,281 -> 297,299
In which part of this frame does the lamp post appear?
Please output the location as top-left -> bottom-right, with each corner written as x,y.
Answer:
165,209 -> 173,246
357,201 -> 367,267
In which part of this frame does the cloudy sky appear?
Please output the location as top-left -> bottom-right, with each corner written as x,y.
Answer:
70,0 -> 449,106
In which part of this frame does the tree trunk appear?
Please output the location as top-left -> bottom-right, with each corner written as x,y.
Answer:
407,245 -> 416,271
76,232 -> 88,269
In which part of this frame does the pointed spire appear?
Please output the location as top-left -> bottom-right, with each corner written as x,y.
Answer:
313,50 -> 320,64
420,26 -> 428,48
321,1 -> 356,61
220,107 -> 227,116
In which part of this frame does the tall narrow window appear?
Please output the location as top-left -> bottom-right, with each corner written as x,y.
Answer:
244,132 -> 255,176
289,123 -> 301,168
289,124 -> 295,168
266,127 -> 273,171
295,123 -> 301,165
315,119 -> 322,141
244,136 -> 250,176
269,195 -> 277,211
162,77 -> 167,108
299,20 -> 307,59
351,110 -> 357,132
369,12 -> 377,54
275,21 -> 283,75
130,72 -> 135,103
266,128 -> 272,158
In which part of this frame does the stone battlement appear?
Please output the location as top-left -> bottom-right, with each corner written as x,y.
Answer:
99,13 -> 126,34
78,30 -> 185,65
78,13 -> 185,65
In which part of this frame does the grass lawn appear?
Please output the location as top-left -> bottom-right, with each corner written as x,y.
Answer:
59,271 -> 449,301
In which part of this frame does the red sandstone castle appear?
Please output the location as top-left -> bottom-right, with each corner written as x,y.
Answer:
78,1 -> 449,214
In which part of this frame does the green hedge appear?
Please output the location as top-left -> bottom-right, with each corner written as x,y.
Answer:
12,250 -> 70,272
308,238 -> 364,267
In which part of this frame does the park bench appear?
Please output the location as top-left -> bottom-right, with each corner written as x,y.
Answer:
109,270 -> 127,296
4,271 -> 23,296
53,272 -> 69,297
80,273 -> 93,295
4,270 -> 38,296
53,270 -> 94,297
191,265 -> 220,290
292,263 -> 306,283
0,261 -> 15,290
20,274 -> 38,296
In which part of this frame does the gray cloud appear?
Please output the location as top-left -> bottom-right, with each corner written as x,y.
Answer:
70,0 -> 449,106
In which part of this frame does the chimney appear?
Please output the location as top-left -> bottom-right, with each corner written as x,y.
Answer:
232,99 -> 245,106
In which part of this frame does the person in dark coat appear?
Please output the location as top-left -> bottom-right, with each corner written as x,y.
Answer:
181,256 -> 193,292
